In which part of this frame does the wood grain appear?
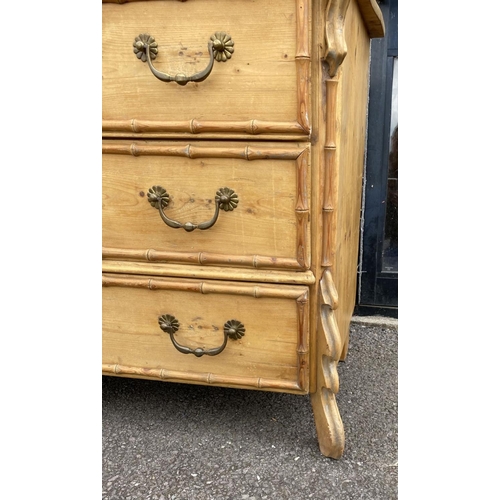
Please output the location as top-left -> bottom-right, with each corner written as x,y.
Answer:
102,274 -> 309,393
102,141 -> 311,270
102,0 -> 310,138
102,0 -> 386,460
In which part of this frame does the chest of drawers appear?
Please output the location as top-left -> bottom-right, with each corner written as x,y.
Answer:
102,0 -> 384,459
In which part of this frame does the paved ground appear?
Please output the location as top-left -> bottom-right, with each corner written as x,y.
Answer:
102,319 -> 398,499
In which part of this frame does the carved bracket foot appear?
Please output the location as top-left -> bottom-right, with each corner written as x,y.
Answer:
310,269 -> 345,458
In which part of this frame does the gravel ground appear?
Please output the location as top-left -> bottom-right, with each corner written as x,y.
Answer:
102,322 -> 398,499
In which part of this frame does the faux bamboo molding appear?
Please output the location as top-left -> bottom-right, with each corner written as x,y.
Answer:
102,142 -> 305,161
103,274 -> 310,392
102,273 -> 308,300
102,119 -> 308,137
102,132 -> 309,142
101,260 -> 316,285
102,0 -> 311,138
295,0 -> 311,133
102,248 -> 306,271
102,364 -> 303,394
102,145 -> 311,270
295,149 -> 311,269
322,77 -> 339,268
296,292 -> 310,392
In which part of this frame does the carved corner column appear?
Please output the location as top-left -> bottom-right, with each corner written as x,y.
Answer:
322,0 -> 351,358
310,0 -> 350,459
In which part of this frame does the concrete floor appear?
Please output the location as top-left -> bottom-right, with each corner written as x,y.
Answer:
102,319 -> 398,499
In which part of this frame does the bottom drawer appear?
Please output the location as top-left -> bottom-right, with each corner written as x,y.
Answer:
102,274 -> 310,394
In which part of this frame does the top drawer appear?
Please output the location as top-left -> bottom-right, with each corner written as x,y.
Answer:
102,0 -> 310,139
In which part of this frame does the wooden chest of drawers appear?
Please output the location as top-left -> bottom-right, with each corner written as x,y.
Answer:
102,0 -> 384,459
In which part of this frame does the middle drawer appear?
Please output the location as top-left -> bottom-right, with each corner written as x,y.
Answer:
103,140 -> 311,270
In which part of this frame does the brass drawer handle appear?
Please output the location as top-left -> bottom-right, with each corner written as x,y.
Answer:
158,315 -> 245,357
133,32 -> 234,86
147,185 -> 239,232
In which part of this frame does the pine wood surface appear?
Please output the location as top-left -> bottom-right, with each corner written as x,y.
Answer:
102,141 -> 311,270
103,274 -> 309,393
101,0 -> 385,459
102,0 -> 308,137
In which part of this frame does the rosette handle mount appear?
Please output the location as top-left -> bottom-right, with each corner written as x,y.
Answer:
133,32 -> 234,86
147,185 -> 239,232
158,315 -> 245,357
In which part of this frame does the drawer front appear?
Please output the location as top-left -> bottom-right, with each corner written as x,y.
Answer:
102,0 -> 310,138
102,141 -> 311,270
102,274 -> 309,393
